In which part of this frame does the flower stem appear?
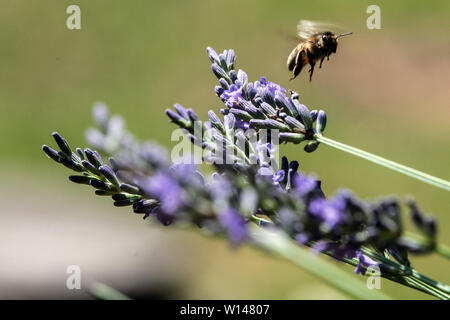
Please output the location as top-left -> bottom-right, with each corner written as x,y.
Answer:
315,135 -> 450,191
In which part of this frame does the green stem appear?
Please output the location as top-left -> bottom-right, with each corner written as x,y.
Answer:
410,269 -> 450,295
315,135 -> 450,191
360,246 -> 450,298
405,276 -> 450,300
436,244 -> 450,259
89,282 -> 131,300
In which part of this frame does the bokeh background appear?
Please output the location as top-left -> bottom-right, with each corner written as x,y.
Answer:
1,0 -> 449,299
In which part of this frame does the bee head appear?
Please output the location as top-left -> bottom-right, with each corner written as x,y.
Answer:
321,32 -> 338,53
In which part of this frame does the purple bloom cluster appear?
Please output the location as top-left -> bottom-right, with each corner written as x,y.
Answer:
207,47 -> 327,152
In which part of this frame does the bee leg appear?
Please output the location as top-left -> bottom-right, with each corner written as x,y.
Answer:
306,51 -> 316,81
308,66 -> 315,81
290,64 -> 303,80
319,57 -> 325,68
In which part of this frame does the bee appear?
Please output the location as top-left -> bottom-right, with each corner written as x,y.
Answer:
287,20 -> 352,81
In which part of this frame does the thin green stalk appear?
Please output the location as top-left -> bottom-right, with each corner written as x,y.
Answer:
410,269 -> 450,295
404,276 -> 450,300
89,282 -> 131,300
315,135 -> 450,191
361,246 -> 450,298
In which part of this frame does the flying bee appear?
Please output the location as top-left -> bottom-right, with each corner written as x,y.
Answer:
287,20 -> 352,81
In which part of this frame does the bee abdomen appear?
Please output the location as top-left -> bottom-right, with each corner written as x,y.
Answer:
287,45 -> 302,71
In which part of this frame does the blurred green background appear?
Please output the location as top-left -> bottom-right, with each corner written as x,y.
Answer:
1,0 -> 449,299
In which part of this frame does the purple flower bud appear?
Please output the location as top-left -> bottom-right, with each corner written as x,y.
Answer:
225,49 -> 236,69
304,141 -> 319,153
237,69 -> 248,84
113,198 -> 139,207
95,190 -> 117,196
112,193 -> 137,201
206,46 -> 220,64
208,110 -> 225,133
76,148 -> 85,160
316,110 -> 327,133
224,114 -> 236,131
286,160 -> 299,190
295,233 -> 309,245
99,165 -> 120,186
246,83 -> 256,100
221,84 -> 243,108
246,119 -> 264,130
92,102 -> 109,131
42,145 -> 60,163
84,148 -> 103,168
259,86 -> 275,106
165,109 -> 190,128
355,250 -> 379,275
212,63 -> 229,80
174,103 -> 189,119
149,206 -> 174,226
59,155 -> 84,172
52,132 -> 72,156
141,172 -> 183,214
69,175 -> 92,185
133,199 -> 159,214
229,70 -> 237,82
259,102 -> 277,116
309,197 -> 346,231
238,99 -> 265,119
310,110 -> 318,122
90,178 -> 114,191
219,78 -> 229,90
284,116 -> 305,130
215,85 -> 225,98
274,92 -> 298,117
229,108 -> 252,122
294,102 -> 312,130
263,119 -> 291,132
187,108 -> 199,122
219,208 -> 248,245
295,174 -> 320,197
81,159 -> 100,175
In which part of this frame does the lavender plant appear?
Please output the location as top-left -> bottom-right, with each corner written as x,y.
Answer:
42,47 -> 450,299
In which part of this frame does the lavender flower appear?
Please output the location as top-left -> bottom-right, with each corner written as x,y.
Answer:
140,171 -> 184,214
355,250 -> 379,275
221,84 -> 243,107
40,46 -> 449,300
219,208 -> 248,245
309,198 -> 345,231
208,47 -> 325,151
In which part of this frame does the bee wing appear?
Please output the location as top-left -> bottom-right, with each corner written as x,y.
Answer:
296,20 -> 342,40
